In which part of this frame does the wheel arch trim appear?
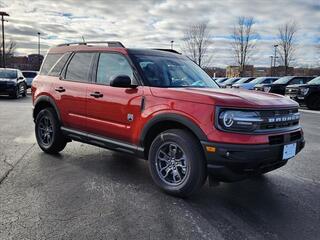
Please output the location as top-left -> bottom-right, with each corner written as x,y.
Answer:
140,113 -> 208,147
33,95 -> 61,121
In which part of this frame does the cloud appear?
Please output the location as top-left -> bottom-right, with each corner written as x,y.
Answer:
2,0 -> 320,67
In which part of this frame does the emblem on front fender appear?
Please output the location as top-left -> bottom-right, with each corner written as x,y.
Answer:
127,114 -> 134,122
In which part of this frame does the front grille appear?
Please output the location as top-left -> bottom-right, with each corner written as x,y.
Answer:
256,108 -> 299,132
269,130 -> 302,145
0,82 -> 7,90
285,88 -> 299,95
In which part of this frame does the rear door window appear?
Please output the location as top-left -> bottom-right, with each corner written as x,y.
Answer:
65,53 -> 95,82
40,54 -> 63,75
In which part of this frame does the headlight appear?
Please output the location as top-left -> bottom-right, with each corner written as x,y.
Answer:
218,110 -> 262,132
263,86 -> 271,92
300,88 -> 309,95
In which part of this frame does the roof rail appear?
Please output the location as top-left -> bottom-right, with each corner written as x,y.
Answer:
56,41 -> 125,48
153,49 -> 181,54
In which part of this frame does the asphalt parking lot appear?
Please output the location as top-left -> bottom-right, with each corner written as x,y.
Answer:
0,95 -> 319,240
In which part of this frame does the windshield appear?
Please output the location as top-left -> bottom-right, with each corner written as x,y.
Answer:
133,54 -> 219,88
223,77 -> 240,85
0,69 -> 17,79
307,77 -> 320,85
236,78 -> 253,84
22,72 -> 37,78
273,76 -> 293,84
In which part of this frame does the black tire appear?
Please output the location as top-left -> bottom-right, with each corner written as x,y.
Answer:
148,129 -> 206,197
21,83 -> 27,97
306,94 -> 320,110
11,85 -> 20,99
35,108 -> 67,154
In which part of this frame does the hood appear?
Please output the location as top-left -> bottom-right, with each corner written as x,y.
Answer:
263,83 -> 286,88
150,87 -> 298,108
286,84 -> 308,89
233,82 -> 254,90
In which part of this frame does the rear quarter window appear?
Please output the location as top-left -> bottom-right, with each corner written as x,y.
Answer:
48,53 -> 71,77
40,53 -> 63,75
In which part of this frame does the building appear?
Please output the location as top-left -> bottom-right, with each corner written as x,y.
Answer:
270,66 -> 294,77
7,54 -> 44,71
253,67 -> 269,77
203,67 -> 226,77
226,65 -> 254,77
294,67 -> 320,76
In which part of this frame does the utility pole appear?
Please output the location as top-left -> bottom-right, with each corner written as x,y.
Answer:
37,32 -> 41,69
273,44 -> 278,68
270,56 -> 273,76
0,11 -> 9,68
170,40 -> 174,50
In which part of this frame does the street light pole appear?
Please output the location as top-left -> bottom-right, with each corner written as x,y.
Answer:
270,56 -> 274,76
37,32 -> 41,69
0,11 -> 9,68
170,40 -> 174,50
273,44 -> 278,68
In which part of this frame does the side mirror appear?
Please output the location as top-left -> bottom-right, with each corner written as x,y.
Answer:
110,75 -> 137,88
18,76 -> 24,80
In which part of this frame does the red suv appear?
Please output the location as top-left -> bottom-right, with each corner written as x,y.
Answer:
32,41 -> 305,197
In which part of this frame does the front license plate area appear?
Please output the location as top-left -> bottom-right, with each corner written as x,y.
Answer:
283,143 -> 297,160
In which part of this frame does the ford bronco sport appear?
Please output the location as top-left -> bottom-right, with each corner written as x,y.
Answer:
32,41 -> 305,197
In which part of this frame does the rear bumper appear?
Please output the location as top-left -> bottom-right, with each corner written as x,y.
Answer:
201,136 -> 305,182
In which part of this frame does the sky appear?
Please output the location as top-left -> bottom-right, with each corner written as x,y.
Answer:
1,0 -> 319,68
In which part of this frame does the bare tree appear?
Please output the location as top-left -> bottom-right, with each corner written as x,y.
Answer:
0,40 -> 17,66
231,17 -> 257,77
277,21 -> 297,75
183,22 -> 212,68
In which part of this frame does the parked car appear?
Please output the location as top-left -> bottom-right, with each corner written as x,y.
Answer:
232,77 -> 255,88
215,77 -> 229,86
215,77 -> 228,83
285,76 -> 320,109
22,71 -> 38,88
32,41 -> 305,197
0,68 -> 27,98
220,77 -> 241,88
255,76 -> 314,95
237,77 -> 279,90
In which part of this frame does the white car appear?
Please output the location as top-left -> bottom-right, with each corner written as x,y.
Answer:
22,71 -> 38,88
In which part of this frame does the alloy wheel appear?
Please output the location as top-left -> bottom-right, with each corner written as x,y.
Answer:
155,142 -> 188,186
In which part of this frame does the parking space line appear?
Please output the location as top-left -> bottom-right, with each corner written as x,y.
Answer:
299,109 -> 320,115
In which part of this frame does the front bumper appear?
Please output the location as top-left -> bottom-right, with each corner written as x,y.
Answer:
0,84 -> 16,95
201,135 -> 305,182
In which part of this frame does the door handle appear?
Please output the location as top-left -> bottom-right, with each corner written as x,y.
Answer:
55,87 -> 65,93
90,92 -> 103,98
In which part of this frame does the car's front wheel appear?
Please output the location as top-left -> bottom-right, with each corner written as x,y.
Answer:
35,108 -> 67,154
21,83 -> 27,97
306,94 -> 320,110
148,129 -> 206,197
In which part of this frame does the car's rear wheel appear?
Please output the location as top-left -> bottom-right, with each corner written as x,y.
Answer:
306,95 -> 320,110
35,108 -> 67,154
148,129 -> 206,197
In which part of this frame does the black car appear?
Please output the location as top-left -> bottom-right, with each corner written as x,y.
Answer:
285,76 -> 320,109
0,68 -> 27,98
255,76 -> 314,95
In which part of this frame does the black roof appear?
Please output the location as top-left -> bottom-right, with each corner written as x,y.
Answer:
127,48 -> 184,58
